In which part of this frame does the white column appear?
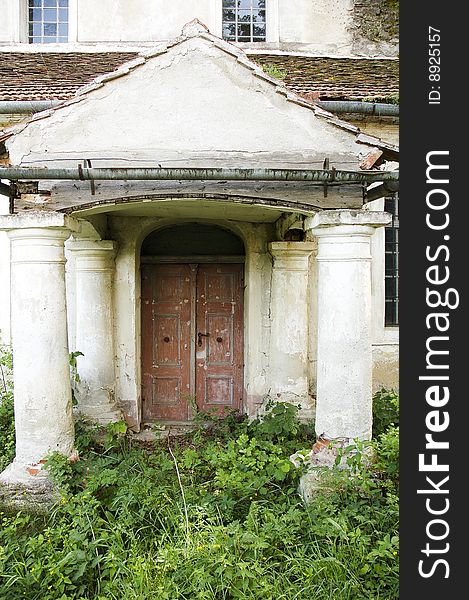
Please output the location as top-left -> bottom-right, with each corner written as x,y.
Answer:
0,215 -> 79,493
305,210 -> 390,442
268,242 -> 315,418
68,240 -> 120,423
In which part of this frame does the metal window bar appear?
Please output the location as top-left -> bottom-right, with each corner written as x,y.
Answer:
28,0 -> 68,44
384,193 -> 399,326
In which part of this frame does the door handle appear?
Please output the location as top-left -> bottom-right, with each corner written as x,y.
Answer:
197,332 -> 210,347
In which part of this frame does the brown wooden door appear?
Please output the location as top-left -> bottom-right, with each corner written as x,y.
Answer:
141,264 -> 193,421
141,263 -> 244,422
195,264 -> 244,415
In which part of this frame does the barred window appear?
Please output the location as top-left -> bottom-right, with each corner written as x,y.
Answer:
384,193 -> 399,326
222,0 -> 266,42
28,0 -> 68,43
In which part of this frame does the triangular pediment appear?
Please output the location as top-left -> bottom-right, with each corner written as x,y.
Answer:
5,22 -> 377,170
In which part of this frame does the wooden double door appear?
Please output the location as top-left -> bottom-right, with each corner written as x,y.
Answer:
141,263 -> 244,422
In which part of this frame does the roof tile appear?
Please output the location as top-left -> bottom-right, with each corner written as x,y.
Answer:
0,51 -> 399,103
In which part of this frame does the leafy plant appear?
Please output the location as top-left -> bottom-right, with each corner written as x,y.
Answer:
69,351 -> 84,407
372,388 -> 399,436
0,396 -> 399,599
0,347 -> 14,472
261,64 -> 288,80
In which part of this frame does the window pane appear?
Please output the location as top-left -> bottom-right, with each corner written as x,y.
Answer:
42,36 -> 56,43
29,7 -> 42,21
44,0 -> 58,7
253,24 -> 266,37
254,0 -> 266,8
237,23 -> 251,38
223,24 -> 236,39
222,0 -> 236,7
238,10 -> 253,23
237,0 -> 253,9
59,0 -> 69,6
32,23 -> 42,36
30,0 -> 42,8
44,22 -> 57,36
57,36 -> 68,42
253,10 -> 266,23
222,9 -> 236,22
58,23 -> 68,36
43,8 -> 57,21
58,7 -> 68,21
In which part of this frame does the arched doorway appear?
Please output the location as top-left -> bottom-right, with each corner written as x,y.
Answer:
140,224 -> 245,423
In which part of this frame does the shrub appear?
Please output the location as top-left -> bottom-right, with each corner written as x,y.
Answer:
372,388 -> 399,436
0,348 -> 14,473
0,398 -> 399,599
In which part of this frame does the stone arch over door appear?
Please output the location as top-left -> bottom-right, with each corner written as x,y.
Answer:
140,223 -> 246,423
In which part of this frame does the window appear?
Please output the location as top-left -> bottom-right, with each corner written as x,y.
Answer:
28,0 -> 69,43
384,193 -> 399,326
222,0 -> 266,42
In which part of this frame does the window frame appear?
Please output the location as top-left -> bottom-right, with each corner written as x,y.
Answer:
367,196 -> 399,347
28,0 -> 70,45
384,193 -> 399,328
214,0 -> 279,44
17,0 -> 77,44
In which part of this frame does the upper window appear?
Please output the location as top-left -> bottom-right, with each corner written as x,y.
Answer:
384,193 -> 399,326
28,0 -> 69,43
222,1 -> 266,43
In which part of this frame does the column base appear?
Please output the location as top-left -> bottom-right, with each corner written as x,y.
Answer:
291,437 -> 373,504
74,404 -> 123,425
0,460 -> 59,512
74,383 -> 123,425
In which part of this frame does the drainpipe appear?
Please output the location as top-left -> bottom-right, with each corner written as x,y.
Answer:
0,100 -> 399,117
0,101 -> 62,114
316,101 -> 399,117
0,166 -> 399,183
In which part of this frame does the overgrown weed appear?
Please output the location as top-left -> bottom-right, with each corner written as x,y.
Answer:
0,390 -> 399,599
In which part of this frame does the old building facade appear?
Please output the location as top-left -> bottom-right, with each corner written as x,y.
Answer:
0,1 -> 398,502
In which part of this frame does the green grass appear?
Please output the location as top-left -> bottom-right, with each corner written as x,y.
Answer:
0,383 -> 399,600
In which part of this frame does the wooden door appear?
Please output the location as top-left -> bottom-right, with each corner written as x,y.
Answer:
195,264 -> 244,415
141,264 -> 193,421
141,263 -> 244,422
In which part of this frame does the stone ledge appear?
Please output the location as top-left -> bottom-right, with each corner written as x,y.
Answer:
305,209 -> 391,230
0,211 -> 81,232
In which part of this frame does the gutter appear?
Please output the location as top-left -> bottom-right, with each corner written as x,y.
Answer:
0,100 -> 399,117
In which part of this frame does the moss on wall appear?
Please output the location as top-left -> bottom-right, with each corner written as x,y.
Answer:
353,0 -> 399,44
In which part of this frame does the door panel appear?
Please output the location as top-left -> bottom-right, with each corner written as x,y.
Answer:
142,263 -> 244,421
141,264 -> 192,421
196,264 -> 244,415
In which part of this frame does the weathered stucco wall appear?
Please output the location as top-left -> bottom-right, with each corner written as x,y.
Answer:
351,0 -> 399,56
6,37 -> 366,169
278,0 -> 354,53
101,216 -> 275,426
1,0 -> 398,56
0,0 -> 15,42
0,197 -> 11,345
77,0 -> 214,43
0,230 -> 10,345
60,207 -> 398,430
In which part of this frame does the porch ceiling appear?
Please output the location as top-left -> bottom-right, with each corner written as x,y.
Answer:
68,198 -> 298,222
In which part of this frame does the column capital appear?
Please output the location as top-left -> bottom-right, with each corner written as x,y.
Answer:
0,211 -> 80,234
67,239 -> 118,272
67,239 -> 118,255
269,242 -> 315,270
304,210 -> 390,236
